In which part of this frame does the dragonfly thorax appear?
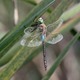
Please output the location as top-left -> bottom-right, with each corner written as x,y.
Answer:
39,24 -> 47,35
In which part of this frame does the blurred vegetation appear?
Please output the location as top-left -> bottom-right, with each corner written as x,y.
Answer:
0,0 -> 80,80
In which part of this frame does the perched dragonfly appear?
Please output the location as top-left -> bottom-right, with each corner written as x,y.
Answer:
20,17 -> 63,70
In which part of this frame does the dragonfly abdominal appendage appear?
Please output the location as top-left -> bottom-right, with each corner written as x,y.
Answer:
20,17 -> 63,70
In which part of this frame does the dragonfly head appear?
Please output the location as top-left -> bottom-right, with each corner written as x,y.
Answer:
38,17 -> 44,24
31,17 -> 44,29
31,17 -> 44,32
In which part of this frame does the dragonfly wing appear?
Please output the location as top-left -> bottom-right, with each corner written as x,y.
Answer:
20,33 -> 42,47
24,27 -> 35,34
46,34 -> 63,44
20,27 -> 34,46
21,26 -> 42,47
27,38 -> 42,47
27,33 -> 42,47
47,19 -> 63,33
20,38 -> 27,46
46,19 -> 63,44
27,27 -> 42,47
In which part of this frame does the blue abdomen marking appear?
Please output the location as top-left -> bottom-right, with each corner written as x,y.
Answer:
41,35 -> 45,41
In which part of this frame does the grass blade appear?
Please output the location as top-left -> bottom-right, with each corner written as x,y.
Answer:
23,0 -> 37,6
46,0 -> 76,24
0,42 -> 22,66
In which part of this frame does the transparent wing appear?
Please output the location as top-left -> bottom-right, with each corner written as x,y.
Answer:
46,19 -> 63,44
20,27 -> 34,46
24,27 -> 35,35
46,34 -> 63,44
20,27 -> 42,47
27,37 -> 42,47
47,19 -> 63,32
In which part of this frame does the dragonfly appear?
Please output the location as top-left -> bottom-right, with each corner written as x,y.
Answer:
20,17 -> 63,70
